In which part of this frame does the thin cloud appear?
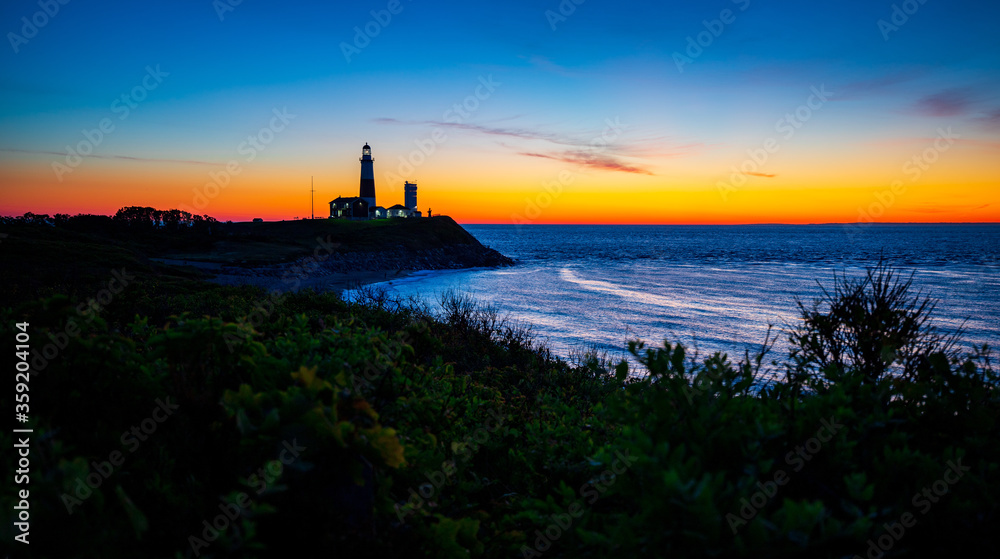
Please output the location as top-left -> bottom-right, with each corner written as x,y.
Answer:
519,54 -> 578,78
519,151 -> 654,175
376,117 -> 688,175
834,71 -> 924,101
914,89 -> 972,117
975,108 -> 1000,129
743,172 -> 776,178
866,137 -> 1000,150
904,203 -> 990,214
376,117 -> 585,147
0,148 -> 218,166
615,140 -> 708,159
442,122 -> 577,145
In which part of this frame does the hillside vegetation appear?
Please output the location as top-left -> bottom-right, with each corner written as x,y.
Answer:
0,212 -> 510,306
1,219 -> 997,558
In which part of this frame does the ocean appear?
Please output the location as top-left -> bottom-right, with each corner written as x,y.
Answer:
350,224 -> 1000,367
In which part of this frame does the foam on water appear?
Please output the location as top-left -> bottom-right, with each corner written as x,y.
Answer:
354,224 -> 1000,364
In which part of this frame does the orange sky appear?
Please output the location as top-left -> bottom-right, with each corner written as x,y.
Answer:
2,138 -> 997,224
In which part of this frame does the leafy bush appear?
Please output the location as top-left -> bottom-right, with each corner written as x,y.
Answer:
2,261 -> 997,558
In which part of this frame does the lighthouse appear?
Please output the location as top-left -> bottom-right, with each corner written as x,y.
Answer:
359,143 -> 376,209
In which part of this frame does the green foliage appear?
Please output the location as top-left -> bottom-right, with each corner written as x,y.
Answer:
789,257 -> 964,388
1,261 -> 997,557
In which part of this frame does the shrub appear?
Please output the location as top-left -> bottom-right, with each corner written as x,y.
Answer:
789,257 -> 964,388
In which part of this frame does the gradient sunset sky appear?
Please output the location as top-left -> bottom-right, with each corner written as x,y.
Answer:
1,0 -> 998,223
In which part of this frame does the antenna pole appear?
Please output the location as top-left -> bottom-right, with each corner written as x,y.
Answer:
311,176 -> 315,220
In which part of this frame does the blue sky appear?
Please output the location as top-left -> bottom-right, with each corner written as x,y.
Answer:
2,0 -> 998,222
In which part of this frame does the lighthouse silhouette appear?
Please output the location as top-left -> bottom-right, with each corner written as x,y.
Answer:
359,143 -> 376,209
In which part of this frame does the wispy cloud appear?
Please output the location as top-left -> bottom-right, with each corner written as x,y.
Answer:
866,136 -> 1000,150
519,54 -> 578,78
913,88 -> 973,117
834,71 -> 924,101
375,116 -> 673,175
904,203 -> 990,214
0,148 -> 218,166
975,108 -> 1000,129
743,171 -> 776,178
374,117 -> 586,148
373,117 -> 706,175
519,150 -> 654,175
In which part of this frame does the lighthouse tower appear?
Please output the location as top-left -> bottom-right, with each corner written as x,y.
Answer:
359,143 -> 376,209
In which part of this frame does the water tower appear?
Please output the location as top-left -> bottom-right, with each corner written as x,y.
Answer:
359,143 -> 376,208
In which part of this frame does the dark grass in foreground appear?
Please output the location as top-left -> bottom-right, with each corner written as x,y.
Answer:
2,251 -> 998,557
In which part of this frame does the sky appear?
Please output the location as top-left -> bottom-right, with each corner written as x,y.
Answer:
1,0 -> 998,224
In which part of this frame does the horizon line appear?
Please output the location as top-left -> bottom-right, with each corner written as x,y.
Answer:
458,221 -> 1000,226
